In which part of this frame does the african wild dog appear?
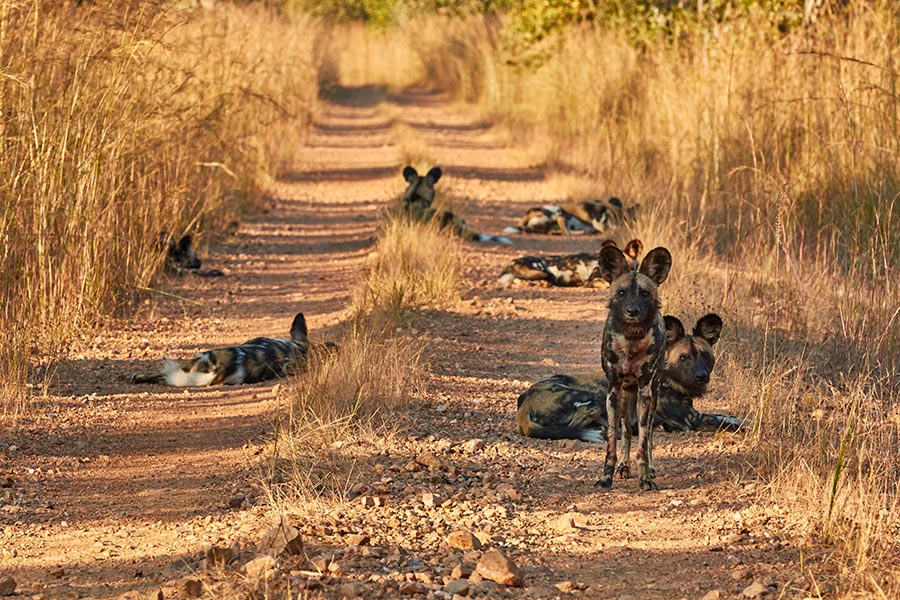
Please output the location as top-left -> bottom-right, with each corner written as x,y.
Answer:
399,166 -> 512,245
498,239 -> 643,288
504,197 -> 638,236
160,232 -> 225,277
130,312 -> 327,386
594,244 -> 672,491
515,313 -> 747,442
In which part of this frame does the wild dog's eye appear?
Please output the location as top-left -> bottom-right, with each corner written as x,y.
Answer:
639,289 -> 650,297
616,289 -> 626,297
679,354 -> 690,362
700,350 -> 711,359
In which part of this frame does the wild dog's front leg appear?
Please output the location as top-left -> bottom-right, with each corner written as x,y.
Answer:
595,388 -> 619,489
636,386 -> 658,491
615,411 -> 631,479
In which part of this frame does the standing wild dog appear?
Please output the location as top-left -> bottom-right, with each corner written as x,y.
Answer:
594,244 -> 672,491
504,197 -> 638,236
160,232 -> 225,277
399,166 -> 512,245
515,313 -> 747,442
498,239 -> 643,287
131,312 -> 321,386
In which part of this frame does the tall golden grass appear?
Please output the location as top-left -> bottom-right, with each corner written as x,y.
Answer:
350,6 -> 900,596
0,2 -> 329,417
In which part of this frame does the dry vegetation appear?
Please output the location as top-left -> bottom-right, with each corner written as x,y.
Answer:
336,5 -> 900,596
0,1 -> 329,417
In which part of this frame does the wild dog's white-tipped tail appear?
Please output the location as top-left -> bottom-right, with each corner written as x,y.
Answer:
474,233 -> 513,246
503,227 -> 523,235
578,428 -> 605,443
162,359 -> 216,387
498,272 -> 516,287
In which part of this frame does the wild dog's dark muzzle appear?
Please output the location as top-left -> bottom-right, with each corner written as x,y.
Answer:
695,370 -> 710,384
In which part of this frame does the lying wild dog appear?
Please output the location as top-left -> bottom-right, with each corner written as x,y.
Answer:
515,313 -> 748,442
503,197 -> 638,236
131,312 -> 328,386
594,243 -> 672,491
160,232 -> 225,277
399,166 -> 512,245
498,239 -> 643,287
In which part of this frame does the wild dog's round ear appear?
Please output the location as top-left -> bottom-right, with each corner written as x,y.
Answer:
177,234 -> 193,250
402,166 -> 419,182
425,166 -> 442,183
639,247 -> 672,286
596,245 -> 630,283
664,315 -> 685,345
624,239 -> 643,261
694,313 -> 723,345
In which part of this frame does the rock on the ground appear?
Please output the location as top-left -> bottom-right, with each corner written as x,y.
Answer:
245,555 -> 277,579
257,523 -> 303,557
205,545 -> 233,567
447,530 -> 481,550
339,582 -> 364,598
0,577 -> 15,597
475,549 -> 522,587
181,578 -> 203,598
444,579 -> 470,596
742,582 -> 770,598
700,590 -> 721,600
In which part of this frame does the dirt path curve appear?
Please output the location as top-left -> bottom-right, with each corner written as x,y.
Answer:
1,86 -> 800,599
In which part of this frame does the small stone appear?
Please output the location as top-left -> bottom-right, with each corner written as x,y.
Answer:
339,582 -> 364,598
444,579 -> 469,596
182,578 -> 203,598
475,549 -> 522,587
555,581 -> 576,592
742,582 -> 770,598
451,562 -> 473,579
700,591 -> 721,600
49,568 -> 65,579
553,514 -> 578,533
0,577 -> 15,596
345,533 -> 370,546
257,523 -> 303,557
244,555 -> 277,579
422,492 -> 439,508
205,545 -> 233,567
416,451 -> 442,470
463,439 -> 484,453
399,581 -> 426,595
228,495 -> 246,509
447,530 -> 481,550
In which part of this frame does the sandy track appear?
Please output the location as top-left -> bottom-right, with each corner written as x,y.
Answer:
0,86 -> 803,599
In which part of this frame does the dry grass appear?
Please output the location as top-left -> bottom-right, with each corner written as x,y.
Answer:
346,6 -> 900,596
0,2 -> 329,418
268,201 -> 461,508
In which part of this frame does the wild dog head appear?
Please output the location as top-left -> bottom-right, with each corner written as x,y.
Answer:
596,245 -> 672,335
401,166 -> 442,211
663,313 -> 722,397
160,232 -> 201,274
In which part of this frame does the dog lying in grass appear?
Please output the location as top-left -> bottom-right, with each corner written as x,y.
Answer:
516,313 -> 747,443
504,197 -> 638,236
130,312 -> 333,386
161,232 -> 225,277
498,239 -> 643,287
399,166 -> 512,245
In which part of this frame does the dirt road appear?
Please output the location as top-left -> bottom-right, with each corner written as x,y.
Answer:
0,87 -> 805,599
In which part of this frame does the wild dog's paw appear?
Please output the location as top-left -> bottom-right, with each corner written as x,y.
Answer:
615,463 -> 630,479
638,476 -> 659,491
594,476 -> 613,490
